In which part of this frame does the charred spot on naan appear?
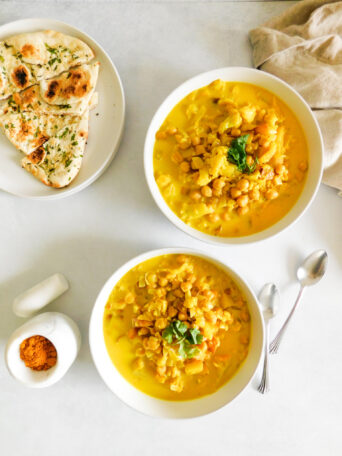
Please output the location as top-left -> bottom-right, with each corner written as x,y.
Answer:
21,43 -> 41,60
15,118 -> 34,142
79,130 -> 88,140
33,133 -> 49,149
12,65 -> 30,89
27,146 -> 46,165
19,86 -> 38,105
44,67 -> 91,102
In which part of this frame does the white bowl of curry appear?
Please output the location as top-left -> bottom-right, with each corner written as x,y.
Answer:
144,67 -> 323,244
89,248 -> 264,418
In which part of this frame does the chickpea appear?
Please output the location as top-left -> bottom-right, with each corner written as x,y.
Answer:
191,156 -> 204,169
265,188 -> 279,200
181,281 -> 193,292
195,145 -> 206,155
133,357 -> 144,371
190,190 -> 202,201
171,150 -> 183,164
138,328 -> 149,336
122,293 -> 134,307
237,206 -> 249,216
237,179 -> 250,192
231,128 -> 241,137
180,161 -> 190,173
212,188 -> 222,197
213,178 -> 225,190
207,213 -> 220,223
179,139 -> 191,150
201,185 -> 212,198
156,174 -> 171,187
191,136 -> 201,146
230,187 -> 241,199
166,126 -> 178,135
236,194 -> 249,207
158,277 -> 168,287
298,161 -> 308,172
222,211 -> 231,221
246,144 -> 253,153
246,155 -> 254,166
155,318 -> 168,330
249,188 -> 260,200
155,131 -> 167,140
168,306 -> 178,317
178,312 -> 187,321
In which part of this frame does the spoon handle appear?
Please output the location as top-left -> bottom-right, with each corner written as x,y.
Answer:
257,322 -> 270,394
269,286 -> 305,354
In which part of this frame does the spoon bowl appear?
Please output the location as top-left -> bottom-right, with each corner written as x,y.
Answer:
269,249 -> 328,354
259,283 -> 279,321
297,249 -> 328,287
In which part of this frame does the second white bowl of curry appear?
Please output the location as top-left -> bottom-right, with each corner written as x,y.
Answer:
89,248 -> 264,418
144,67 -> 323,244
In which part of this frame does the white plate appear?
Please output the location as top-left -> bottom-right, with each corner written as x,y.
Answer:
0,18 -> 125,200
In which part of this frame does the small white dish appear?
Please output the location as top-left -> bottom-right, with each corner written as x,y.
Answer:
5,312 -> 81,388
0,18 -> 125,200
89,247 -> 264,419
144,67 -> 323,245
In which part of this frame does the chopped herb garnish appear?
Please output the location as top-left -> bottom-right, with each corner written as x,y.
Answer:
59,128 -> 69,138
44,43 -> 57,54
162,320 -> 203,359
227,134 -> 259,174
65,158 -> 72,167
71,141 -> 78,146
0,55 -> 4,63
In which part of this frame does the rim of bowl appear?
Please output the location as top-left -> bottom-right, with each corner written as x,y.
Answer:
144,67 -> 324,246
89,247 -> 265,419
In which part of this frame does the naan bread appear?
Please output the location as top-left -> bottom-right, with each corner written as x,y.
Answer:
21,110 -> 89,188
0,62 -> 99,116
0,30 -> 94,100
0,92 -> 98,155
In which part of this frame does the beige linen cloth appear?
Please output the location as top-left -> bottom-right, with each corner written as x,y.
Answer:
249,0 -> 342,192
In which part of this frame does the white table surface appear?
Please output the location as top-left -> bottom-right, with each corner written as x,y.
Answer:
0,1 -> 341,455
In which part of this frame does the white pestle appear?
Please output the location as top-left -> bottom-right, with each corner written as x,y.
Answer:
13,273 -> 69,318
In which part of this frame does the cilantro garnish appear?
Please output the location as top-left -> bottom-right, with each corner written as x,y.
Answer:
162,320 -> 203,359
227,134 -> 259,174
44,43 -> 57,54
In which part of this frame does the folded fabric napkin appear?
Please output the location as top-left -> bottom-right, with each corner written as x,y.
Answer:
249,0 -> 342,192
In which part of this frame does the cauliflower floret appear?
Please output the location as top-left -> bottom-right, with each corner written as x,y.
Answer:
240,105 -> 256,123
218,110 -> 242,134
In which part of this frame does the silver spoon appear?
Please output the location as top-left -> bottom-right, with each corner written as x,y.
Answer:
257,283 -> 279,394
269,249 -> 328,354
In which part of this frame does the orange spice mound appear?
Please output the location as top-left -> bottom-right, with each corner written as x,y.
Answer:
20,335 -> 57,371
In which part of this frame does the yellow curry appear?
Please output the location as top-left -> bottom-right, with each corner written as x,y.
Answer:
103,254 -> 251,401
153,80 -> 308,237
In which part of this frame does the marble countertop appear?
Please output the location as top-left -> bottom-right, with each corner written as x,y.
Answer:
0,1 -> 341,455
